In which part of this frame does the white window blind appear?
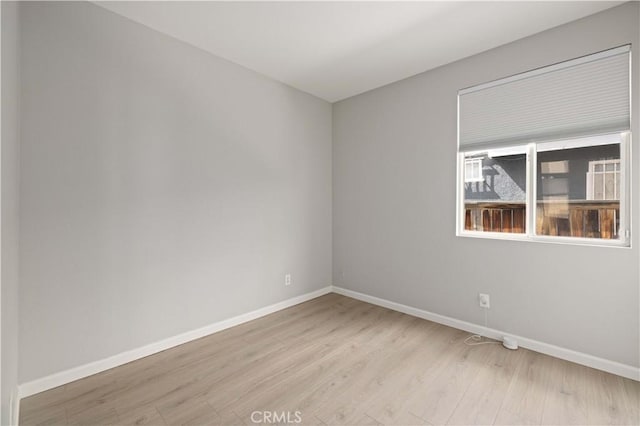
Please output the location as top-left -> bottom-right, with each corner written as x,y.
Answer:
458,45 -> 630,151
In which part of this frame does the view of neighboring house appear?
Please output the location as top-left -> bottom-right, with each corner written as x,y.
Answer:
464,142 -> 621,238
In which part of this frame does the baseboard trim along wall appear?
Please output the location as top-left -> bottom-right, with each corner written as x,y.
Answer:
331,286 -> 640,381
18,286 -> 333,399
18,283 -> 638,401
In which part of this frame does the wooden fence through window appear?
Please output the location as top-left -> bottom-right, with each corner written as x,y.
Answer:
464,201 -> 620,239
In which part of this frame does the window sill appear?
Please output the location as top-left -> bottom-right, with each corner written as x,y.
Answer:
457,230 -> 630,248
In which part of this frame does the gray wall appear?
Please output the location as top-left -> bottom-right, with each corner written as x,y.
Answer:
2,1 -> 21,423
333,2 -> 640,367
19,1 -> 332,383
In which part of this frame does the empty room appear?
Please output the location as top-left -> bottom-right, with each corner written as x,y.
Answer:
1,1 -> 639,425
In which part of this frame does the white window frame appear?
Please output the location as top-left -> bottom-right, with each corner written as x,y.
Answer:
464,157 -> 484,183
456,132 -> 631,248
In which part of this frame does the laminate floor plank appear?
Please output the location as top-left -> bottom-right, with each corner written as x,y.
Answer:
313,319 -> 440,425
19,294 -> 640,426
404,335 -> 493,425
493,350 -> 556,425
115,403 -> 167,426
228,338 -> 373,422
620,377 -> 640,424
155,395 -> 220,426
363,325 -> 466,425
446,343 -> 525,425
256,313 -> 416,423
540,357 -> 590,425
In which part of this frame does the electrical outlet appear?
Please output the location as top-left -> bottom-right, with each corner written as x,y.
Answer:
285,274 -> 292,286
479,293 -> 490,309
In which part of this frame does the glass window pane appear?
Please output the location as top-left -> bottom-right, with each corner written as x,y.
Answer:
594,174 -> 604,200
604,173 -> 615,199
536,143 -> 620,239
465,158 -> 484,182
463,148 -> 526,234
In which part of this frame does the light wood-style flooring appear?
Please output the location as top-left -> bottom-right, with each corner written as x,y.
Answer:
20,293 -> 640,426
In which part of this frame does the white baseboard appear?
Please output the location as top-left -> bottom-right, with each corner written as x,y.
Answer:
332,286 -> 640,381
17,283 -> 638,401
18,286 -> 332,399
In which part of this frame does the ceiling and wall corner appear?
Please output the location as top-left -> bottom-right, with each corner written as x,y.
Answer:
94,1 -> 623,102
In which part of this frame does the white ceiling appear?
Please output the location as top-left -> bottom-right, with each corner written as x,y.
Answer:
96,1 -> 622,102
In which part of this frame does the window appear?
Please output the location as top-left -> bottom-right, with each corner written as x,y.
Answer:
586,159 -> 620,201
536,136 -> 624,240
464,158 -> 483,182
463,148 -> 526,233
457,45 -> 630,246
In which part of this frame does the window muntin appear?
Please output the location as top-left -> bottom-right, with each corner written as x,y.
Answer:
458,132 -> 629,246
